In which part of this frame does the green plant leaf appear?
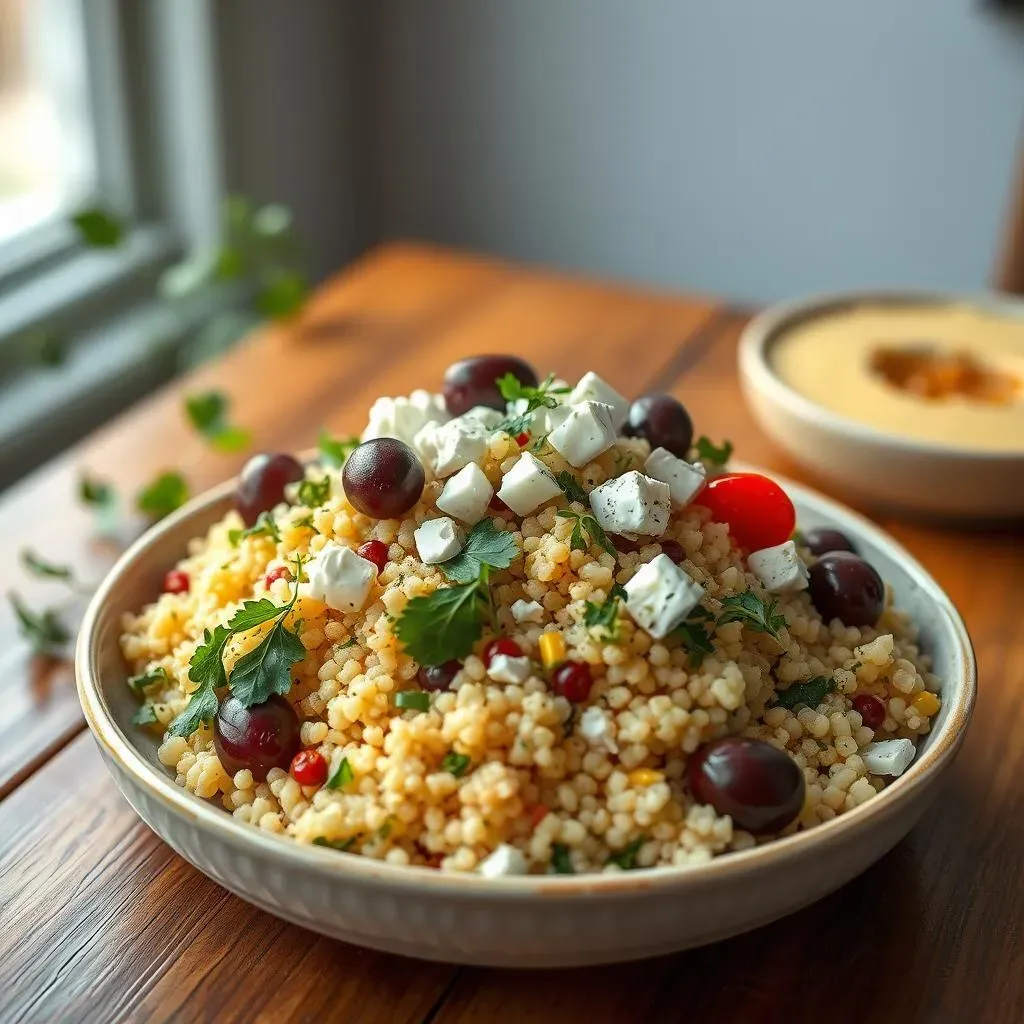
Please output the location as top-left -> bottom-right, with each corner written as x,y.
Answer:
694,436 -> 733,466
770,675 -> 836,711
137,472 -> 189,520
128,666 -> 169,696
228,620 -> 306,706
556,509 -> 615,557
607,835 -> 648,870
79,474 -> 115,509
318,429 -> 361,468
296,476 -> 331,508
167,678 -> 219,738
441,751 -> 471,777
394,690 -> 431,712
394,579 -> 488,666
555,471 -> 589,505
582,584 -> 627,640
184,390 -> 251,453
312,835 -> 357,851
327,757 -> 354,790
228,511 -> 281,547
132,703 -> 159,726
7,592 -> 69,655
551,843 -> 575,874
20,548 -> 73,581
440,518 -> 518,584
71,206 -> 124,247
256,270 -> 308,319
717,591 -> 787,644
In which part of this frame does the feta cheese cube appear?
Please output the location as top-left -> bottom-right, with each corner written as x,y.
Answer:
644,447 -> 707,507
624,553 -> 705,639
547,401 -> 617,468
567,371 -> 629,430
362,390 -> 449,447
589,471 -> 671,537
496,452 -> 562,516
436,462 -> 494,525
861,738 -> 916,778
478,843 -> 528,877
303,544 -> 377,613
578,705 -> 618,753
532,402 -> 571,437
414,516 -> 465,564
416,415 -> 490,478
511,599 -> 544,624
747,540 -> 809,594
459,406 -> 504,431
487,653 -> 532,684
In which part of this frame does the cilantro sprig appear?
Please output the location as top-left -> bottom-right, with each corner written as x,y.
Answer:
556,508 -> 615,557
717,591 -> 788,644
439,518 -> 518,584
555,471 -> 589,505
673,607 -> 717,669
184,390 -> 252,453
694,436 -> 733,466
296,476 -> 331,508
551,843 -> 575,874
318,429 -> 361,468
441,750 -> 472,777
583,583 -> 627,640
607,835 -> 648,870
137,471 -> 189,521
770,675 -> 836,711
168,559 -> 306,737
228,510 -> 281,546
496,372 -> 569,435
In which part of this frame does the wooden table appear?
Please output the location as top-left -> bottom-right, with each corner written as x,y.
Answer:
1,244 -> 1020,1023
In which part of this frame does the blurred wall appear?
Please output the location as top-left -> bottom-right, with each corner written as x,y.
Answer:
360,1 -> 1024,304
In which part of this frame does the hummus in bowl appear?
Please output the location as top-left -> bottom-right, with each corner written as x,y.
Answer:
740,292 -> 1024,519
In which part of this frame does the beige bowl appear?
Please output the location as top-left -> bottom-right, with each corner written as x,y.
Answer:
739,290 -> 1024,520
76,470 -> 975,967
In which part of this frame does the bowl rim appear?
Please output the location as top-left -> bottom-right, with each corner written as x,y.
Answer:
739,287 -> 1024,461
76,465 -> 977,899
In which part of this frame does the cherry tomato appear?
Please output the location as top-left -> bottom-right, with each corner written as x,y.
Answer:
696,472 -> 795,552
290,749 -> 328,787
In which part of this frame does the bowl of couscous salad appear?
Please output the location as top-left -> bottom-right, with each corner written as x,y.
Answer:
77,355 -> 975,966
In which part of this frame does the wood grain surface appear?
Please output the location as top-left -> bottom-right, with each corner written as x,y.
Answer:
0,246 -> 1019,1023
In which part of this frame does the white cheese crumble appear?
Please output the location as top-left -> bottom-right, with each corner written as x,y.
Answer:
362,390 -> 449,447
496,452 -> 562,516
547,400 -> 617,468
644,447 -> 707,508
860,738 -> 916,777
578,705 -> 618,753
623,553 -> 705,639
567,371 -> 630,430
436,462 -> 494,525
303,544 -> 377,613
487,653 -> 532,684
589,471 -> 671,537
511,599 -> 544,624
747,540 -> 809,593
478,843 -> 528,877
414,516 -> 465,564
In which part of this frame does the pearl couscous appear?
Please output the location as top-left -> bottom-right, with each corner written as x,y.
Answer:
121,360 -> 941,875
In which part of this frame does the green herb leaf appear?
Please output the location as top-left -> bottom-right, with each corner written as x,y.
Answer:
184,390 -> 252,453
495,372 -> 569,433
297,476 -> 331,508
695,436 -> 733,466
312,835 -> 357,851
255,269 -> 308,319
556,509 -> 615,558
551,843 -> 575,874
583,585 -> 626,640
71,206 -> 124,247
293,513 -> 317,532
607,835 -> 648,870
166,678 -> 219,738
335,636 -> 358,652
228,620 -> 306,707
441,751 -> 471,777
137,471 -> 189,520
20,548 -> 73,581
228,510 -> 281,547
717,591 -> 788,644
132,703 -> 159,726
79,474 -> 115,508
673,606 -> 716,669
327,757 -> 354,790
214,245 -> 245,280
318,429 -> 361,468
555,471 -> 589,505
394,578 -> 488,666
186,623 -> 233,693
440,518 -> 518,584
394,690 -> 431,712
128,666 -> 169,695
226,597 -> 291,633
376,818 -> 394,840
7,592 -> 69,655
770,675 -> 836,711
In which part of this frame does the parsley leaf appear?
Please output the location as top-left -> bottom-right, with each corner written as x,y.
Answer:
137,471 -> 189,520
128,666 -> 169,696
297,476 -> 331,508
673,607 -> 716,669
318,429 -> 361,468
694,436 -> 733,466
441,751 -> 471,777
394,577 -> 490,666
225,597 -> 288,633
495,372 -> 569,434
327,757 -> 354,790
717,592 -> 788,644
555,471 -> 589,505
228,620 -> 306,706
440,518 -> 518,584
607,836 -> 648,871
132,703 -> 159,726
312,835 -> 357,851
7,592 -> 69,655
71,206 -> 124,247
551,843 -> 575,874
556,509 -> 615,557
228,510 -> 281,546
166,677 -> 219,738
183,623 -> 233,696
771,675 -> 836,711
184,390 -> 252,453
20,548 -> 73,581
583,585 -> 627,640
79,473 -> 115,509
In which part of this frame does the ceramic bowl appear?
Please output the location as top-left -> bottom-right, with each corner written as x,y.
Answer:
76,471 -> 975,967
739,290 -> 1024,520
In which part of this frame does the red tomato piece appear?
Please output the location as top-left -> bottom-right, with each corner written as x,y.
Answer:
290,749 -> 328,787
696,472 -> 795,552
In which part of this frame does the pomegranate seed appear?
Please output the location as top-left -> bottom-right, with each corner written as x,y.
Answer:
661,539 -> 685,564
552,660 -> 593,702
483,637 -> 522,667
489,494 -> 511,514
610,534 -> 641,554
852,693 -> 886,730
290,749 -> 328,787
357,539 -> 389,574
515,432 -> 530,447
265,566 -> 291,588
163,569 -> 190,594
530,804 -> 550,829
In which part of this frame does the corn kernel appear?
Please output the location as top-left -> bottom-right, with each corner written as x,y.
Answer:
539,631 -> 566,668
628,768 -> 664,787
910,691 -> 941,717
